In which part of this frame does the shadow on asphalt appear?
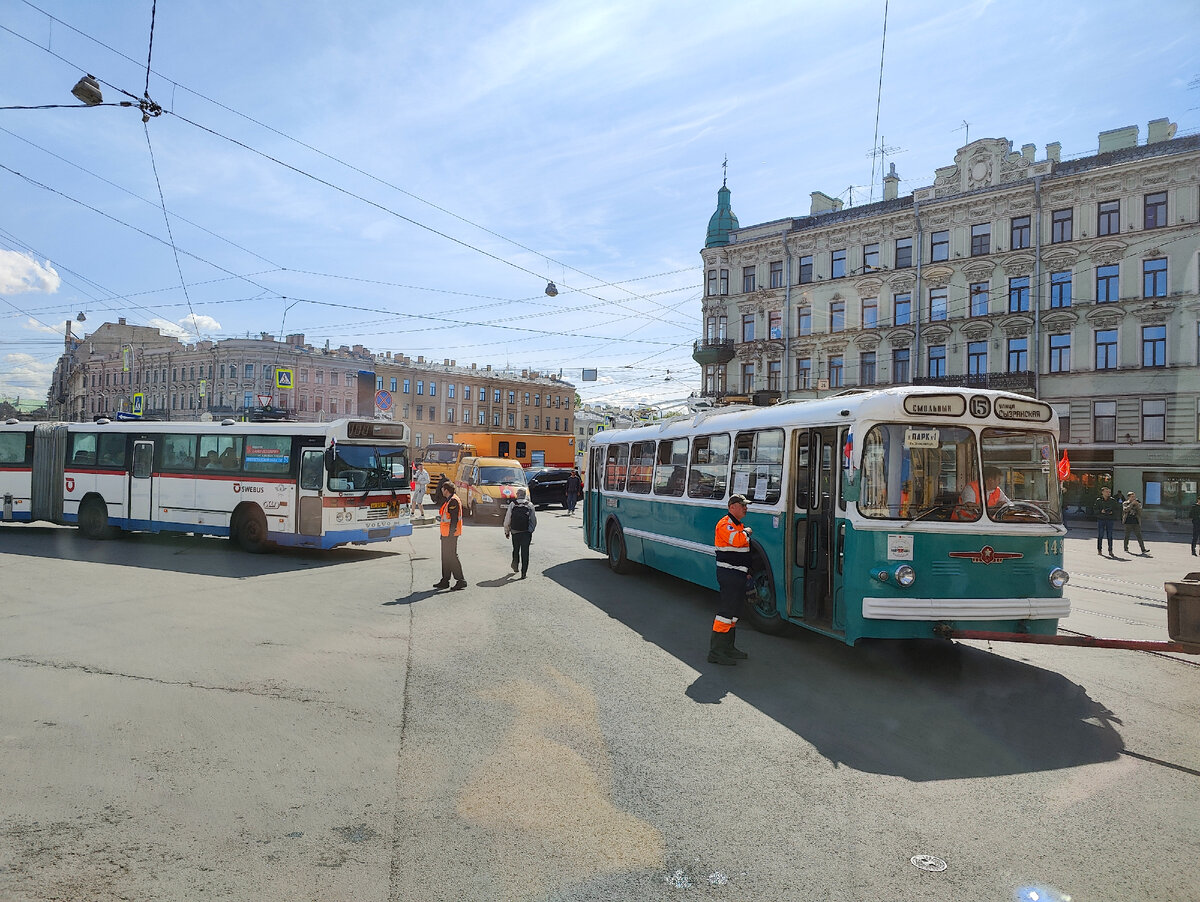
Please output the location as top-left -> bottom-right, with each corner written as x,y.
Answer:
545,557 -> 1124,782
0,524 -> 398,578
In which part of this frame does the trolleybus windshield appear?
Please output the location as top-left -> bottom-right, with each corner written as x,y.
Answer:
327,443 -> 409,492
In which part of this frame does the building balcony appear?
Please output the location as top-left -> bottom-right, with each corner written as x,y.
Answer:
692,337 -> 736,367
913,370 -> 1036,395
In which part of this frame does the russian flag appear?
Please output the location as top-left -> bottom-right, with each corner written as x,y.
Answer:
843,429 -> 853,468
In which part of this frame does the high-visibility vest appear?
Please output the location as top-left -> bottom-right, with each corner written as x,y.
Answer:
953,482 -> 1004,520
715,514 -> 750,572
439,498 -> 462,537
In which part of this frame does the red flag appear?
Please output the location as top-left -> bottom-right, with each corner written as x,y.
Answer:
1057,450 -> 1071,480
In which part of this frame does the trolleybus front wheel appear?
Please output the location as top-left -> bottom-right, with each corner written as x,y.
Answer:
606,523 -> 632,574
744,548 -> 787,635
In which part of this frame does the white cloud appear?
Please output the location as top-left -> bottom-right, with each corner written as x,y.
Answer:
183,313 -> 222,333
24,318 -> 66,336
0,251 -> 61,295
0,352 -> 56,402
145,313 -> 222,339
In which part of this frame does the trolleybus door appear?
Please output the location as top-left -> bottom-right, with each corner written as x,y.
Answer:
129,441 -> 154,524
298,448 -> 325,536
585,446 -> 602,548
795,427 -> 837,629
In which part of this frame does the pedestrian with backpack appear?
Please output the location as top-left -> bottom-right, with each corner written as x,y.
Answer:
503,487 -> 538,579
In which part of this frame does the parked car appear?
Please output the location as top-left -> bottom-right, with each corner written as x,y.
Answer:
527,467 -> 572,509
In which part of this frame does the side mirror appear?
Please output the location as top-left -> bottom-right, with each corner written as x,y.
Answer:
843,470 -> 861,502
324,447 -> 334,469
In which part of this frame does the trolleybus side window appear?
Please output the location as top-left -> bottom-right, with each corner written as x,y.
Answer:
244,435 -> 292,475
626,441 -> 655,494
96,433 -> 126,469
687,433 -> 730,500
199,435 -> 243,470
653,438 -> 689,497
69,432 -> 97,467
858,423 -> 978,520
604,443 -> 629,491
162,434 -> 197,470
0,433 -> 27,464
980,428 -> 1062,523
732,428 -> 784,504
794,430 -> 810,509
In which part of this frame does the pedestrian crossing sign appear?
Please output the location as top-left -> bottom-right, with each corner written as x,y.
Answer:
131,393 -> 145,417
276,368 -> 294,389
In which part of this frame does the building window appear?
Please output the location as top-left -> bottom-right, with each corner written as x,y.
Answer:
893,293 -> 911,326
861,297 -> 878,329
448,384 -> 455,399
1050,271 -> 1072,308
742,314 -> 755,342
971,223 -> 990,256
1095,329 -> 1118,370
830,300 -> 845,332
494,389 -> 502,403
493,412 -> 501,427
707,269 -> 717,296
534,394 -> 540,406
508,390 -> 516,404
429,406 -> 437,422
769,310 -> 782,339
524,392 -> 530,404
929,287 -> 948,322
797,358 -> 811,390
741,363 -> 755,393
720,268 -> 729,295
390,377 -> 397,392
245,364 -> 254,378
417,381 -> 424,395
315,370 -> 324,385
1051,208 -> 1073,243
403,379 -> 410,393
967,341 -> 987,375
1049,334 -> 1071,373
770,260 -> 784,288
798,255 -> 813,284
1144,191 -> 1167,229
465,409 -> 471,424
479,411 -> 486,425
894,237 -> 912,269
860,351 -> 876,386
742,266 -> 756,293
828,356 -> 844,388
429,381 -> 436,396
863,243 -> 880,271
1143,258 -> 1167,298
970,282 -> 990,317
447,406 -> 455,421
1097,264 -> 1120,303
767,360 -> 781,390
1011,215 -> 1031,249
1008,277 -> 1030,312
464,386 -> 471,400
930,230 -> 949,262
1094,401 -> 1116,442
1098,199 -> 1120,236
416,406 -> 423,420
892,349 -> 910,384
1142,399 -> 1165,442
1142,325 -> 1166,367
798,307 -> 812,336
1007,337 -> 1028,372
831,248 -> 847,279
1057,405 -> 1072,442
508,412 -> 516,428
330,372 -> 339,387
927,345 -> 946,378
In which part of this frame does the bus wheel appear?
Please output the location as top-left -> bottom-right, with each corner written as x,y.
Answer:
606,523 -> 632,574
78,497 -> 111,540
234,506 -> 269,553
744,549 -> 786,635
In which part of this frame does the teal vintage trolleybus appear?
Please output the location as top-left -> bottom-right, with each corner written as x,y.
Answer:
584,387 -> 1072,646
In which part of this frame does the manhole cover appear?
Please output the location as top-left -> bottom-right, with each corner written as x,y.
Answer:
911,855 -> 947,872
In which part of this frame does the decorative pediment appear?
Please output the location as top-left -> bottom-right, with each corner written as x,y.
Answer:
886,328 -> 915,348
854,335 -> 881,351
963,326 -> 991,342
1043,249 -> 1079,271
736,299 -> 764,316
1003,255 -> 1036,277
1089,241 -> 1127,266
1085,308 -> 1125,328
855,277 -> 884,296
1131,302 -> 1172,326
888,275 -> 915,294
1043,312 -> 1078,331
822,340 -> 849,356
923,265 -> 954,289
923,326 -> 952,344
962,260 -> 996,282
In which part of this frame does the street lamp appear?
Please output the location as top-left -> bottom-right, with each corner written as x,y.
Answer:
71,75 -> 103,106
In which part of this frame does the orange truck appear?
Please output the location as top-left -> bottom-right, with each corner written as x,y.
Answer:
419,432 -> 575,498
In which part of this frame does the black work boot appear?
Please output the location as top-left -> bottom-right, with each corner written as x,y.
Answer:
727,627 -> 748,660
707,631 -> 737,665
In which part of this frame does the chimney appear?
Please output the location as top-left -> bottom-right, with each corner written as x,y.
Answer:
883,163 -> 900,201
118,317 -> 127,326
1021,143 -> 1036,162
451,360 -> 456,367
1098,125 -> 1138,153
417,356 -> 425,364
444,358 -> 450,366
486,365 -> 492,371
810,191 -> 843,215
1045,142 -> 1061,164
471,363 -> 477,370
1147,118 -> 1177,144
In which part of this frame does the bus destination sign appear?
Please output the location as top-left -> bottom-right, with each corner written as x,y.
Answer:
902,394 -> 966,417
994,397 -> 1051,422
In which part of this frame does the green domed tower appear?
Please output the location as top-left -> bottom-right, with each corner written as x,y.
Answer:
705,181 -> 738,248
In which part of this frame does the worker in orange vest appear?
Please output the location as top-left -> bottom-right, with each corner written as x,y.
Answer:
433,482 -> 467,591
956,466 -> 1009,519
709,494 -> 753,665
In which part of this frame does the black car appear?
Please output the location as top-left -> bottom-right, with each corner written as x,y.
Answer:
527,467 -> 573,508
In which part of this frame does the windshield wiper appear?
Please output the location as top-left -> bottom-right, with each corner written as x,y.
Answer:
901,504 -> 951,527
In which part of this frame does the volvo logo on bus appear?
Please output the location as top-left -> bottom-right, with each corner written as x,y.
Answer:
948,545 -> 1023,565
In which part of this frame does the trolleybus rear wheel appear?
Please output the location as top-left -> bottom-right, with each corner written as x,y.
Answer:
78,497 -> 111,540
744,547 -> 786,635
606,522 -> 632,574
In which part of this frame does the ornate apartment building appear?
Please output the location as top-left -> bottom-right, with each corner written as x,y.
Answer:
695,117 -> 1199,509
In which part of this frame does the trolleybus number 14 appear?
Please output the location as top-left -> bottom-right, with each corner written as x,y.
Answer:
1044,539 -> 1062,555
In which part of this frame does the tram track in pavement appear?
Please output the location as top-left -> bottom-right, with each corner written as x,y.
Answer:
1063,572 -> 1200,668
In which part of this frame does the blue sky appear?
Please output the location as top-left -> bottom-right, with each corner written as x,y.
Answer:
1,0 -> 1197,409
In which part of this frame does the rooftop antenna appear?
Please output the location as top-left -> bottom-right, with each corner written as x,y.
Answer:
953,120 -> 970,147
866,136 -> 904,203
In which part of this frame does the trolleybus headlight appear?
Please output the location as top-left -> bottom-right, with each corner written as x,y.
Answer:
1048,568 -> 1069,590
894,564 -> 916,588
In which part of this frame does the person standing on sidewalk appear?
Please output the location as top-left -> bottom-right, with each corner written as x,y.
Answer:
503,487 -> 537,579
1190,497 -> 1200,556
1122,491 -> 1149,556
1095,486 -> 1119,557
709,494 -> 752,666
564,469 -> 583,515
412,461 -> 431,521
433,482 -> 467,591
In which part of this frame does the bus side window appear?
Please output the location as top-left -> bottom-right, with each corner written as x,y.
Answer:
163,434 -> 196,470
653,438 -> 688,497
97,433 -> 126,468
604,444 -> 629,491
688,434 -> 730,500
70,433 -> 97,467
794,431 -> 810,509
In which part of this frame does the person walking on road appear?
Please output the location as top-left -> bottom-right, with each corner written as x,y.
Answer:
433,482 -> 467,591
709,494 -> 752,666
412,461 -> 431,521
1095,486 -> 1119,557
565,468 -> 583,515
503,487 -> 537,579
1191,497 -> 1200,556
1122,491 -> 1149,556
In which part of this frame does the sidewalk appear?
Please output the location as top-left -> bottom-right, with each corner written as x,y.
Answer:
1064,511 -> 1196,540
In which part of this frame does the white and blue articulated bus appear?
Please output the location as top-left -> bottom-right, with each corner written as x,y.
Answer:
584,387 -> 1070,646
0,416 -> 412,551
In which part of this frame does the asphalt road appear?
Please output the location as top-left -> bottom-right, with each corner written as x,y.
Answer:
1,511 -> 1198,901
